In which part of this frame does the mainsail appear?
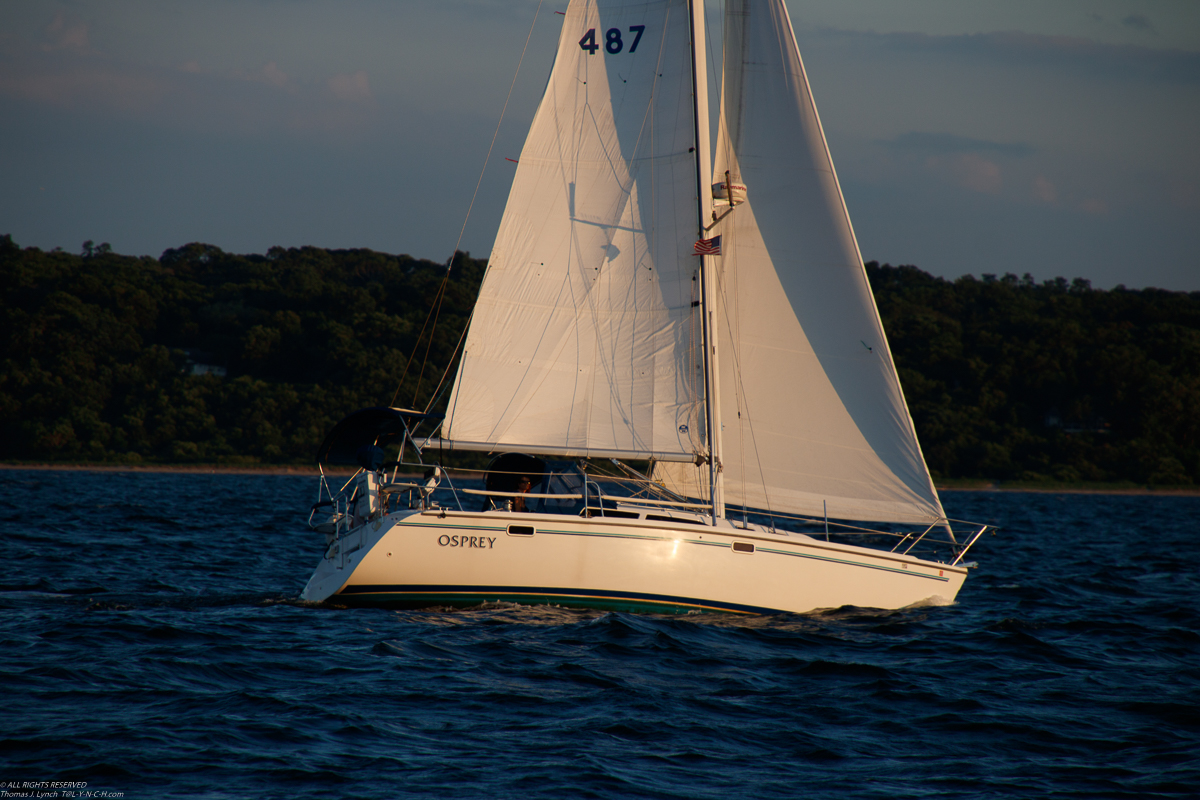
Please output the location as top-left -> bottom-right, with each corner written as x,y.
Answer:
443,0 -> 703,461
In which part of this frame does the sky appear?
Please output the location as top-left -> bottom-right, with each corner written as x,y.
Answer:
1,0 -> 1198,291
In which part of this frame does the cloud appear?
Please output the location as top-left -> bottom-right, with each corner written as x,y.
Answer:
0,57 -> 167,111
1033,176 -> 1057,204
868,133 -> 1031,195
816,28 -> 1200,86
934,153 -> 1003,194
882,131 -> 1034,159
258,62 -> 289,89
328,70 -> 371,102
1081,198 -> 1108,215
44,12 -> 88,52
0,43 -> 378,141
230,61 -> 290,89
1122,15 -> 1156,35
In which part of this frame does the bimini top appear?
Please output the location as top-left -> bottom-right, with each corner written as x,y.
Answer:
316,407 -> 443,465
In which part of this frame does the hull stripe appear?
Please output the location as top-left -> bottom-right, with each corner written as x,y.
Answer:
337,584 -> 781,615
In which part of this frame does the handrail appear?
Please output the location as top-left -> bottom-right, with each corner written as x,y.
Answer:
460,488 -> 583,500
951,525 -> 989,566
896,521 -> 938,555
396,466 -> 992,556
599,494 -> 711,510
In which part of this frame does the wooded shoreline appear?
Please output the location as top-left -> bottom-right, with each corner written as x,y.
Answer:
3,234 -> 1198,488
3,463 -> 1198,497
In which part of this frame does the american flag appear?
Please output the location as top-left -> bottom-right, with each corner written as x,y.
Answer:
693,235 -> 721,256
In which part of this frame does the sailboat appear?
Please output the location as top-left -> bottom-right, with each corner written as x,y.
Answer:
300,0 -> 992,614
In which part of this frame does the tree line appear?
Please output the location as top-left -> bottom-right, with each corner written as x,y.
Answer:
2,234 -> 1197,486
0,235 -> 482,467
867,263 -> 1199,486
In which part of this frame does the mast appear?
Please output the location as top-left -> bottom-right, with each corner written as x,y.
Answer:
689,0 -> 724,522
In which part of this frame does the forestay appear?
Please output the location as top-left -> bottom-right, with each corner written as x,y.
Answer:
656,0 -> 946,524
443,0 -> 704,462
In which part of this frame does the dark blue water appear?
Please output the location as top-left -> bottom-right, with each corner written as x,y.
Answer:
2,469 -> 1197,799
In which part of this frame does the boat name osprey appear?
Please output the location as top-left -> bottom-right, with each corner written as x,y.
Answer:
438,534 -> 497,549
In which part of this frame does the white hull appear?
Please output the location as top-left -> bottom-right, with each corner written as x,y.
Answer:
302,508 -> 967,615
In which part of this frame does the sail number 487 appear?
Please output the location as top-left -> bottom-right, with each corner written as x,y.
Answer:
580,26 -> 645,55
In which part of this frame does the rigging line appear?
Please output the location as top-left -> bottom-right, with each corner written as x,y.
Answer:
689,270 -> 701,452
449,0 -> 545,267
473,20 -> 598,439
714,227 -> 777,530
399,276 -> 449,405
724,224 -> 749,523
714,0 -> 736,203
392,0 -> 545,410
410,276 -> 450,406
423,306 -> 474,417
388,267 -> 445,408
707,1 -> 769,526
717,225 -> 747,519
706,0 -> 722,166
